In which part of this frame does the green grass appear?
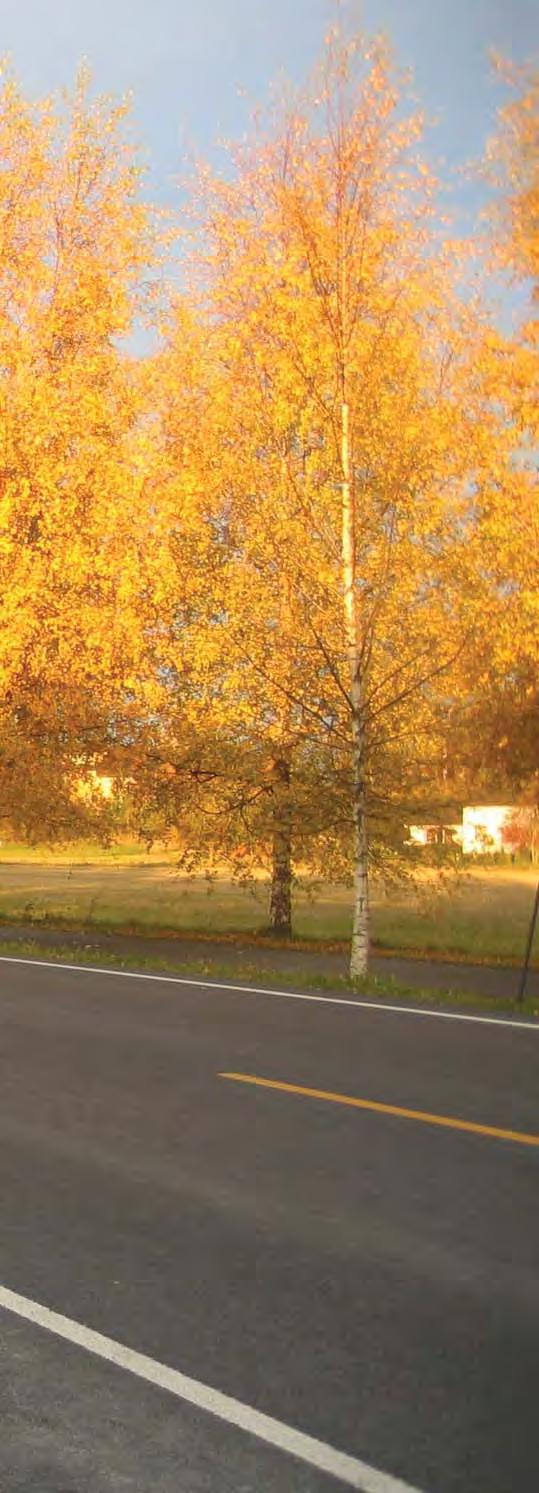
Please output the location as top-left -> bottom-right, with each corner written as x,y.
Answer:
0,855 -> 536,965
371,871 -> 538,964
0,839 -> 175,865
0,937 -> 536,1017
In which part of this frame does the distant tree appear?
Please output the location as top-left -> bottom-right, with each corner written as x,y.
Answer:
449,62 -> 539,810
0,68 -> 158,839
502,806 -> 539,862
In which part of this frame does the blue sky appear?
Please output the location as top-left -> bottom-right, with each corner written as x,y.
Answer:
3,2 -> 536,177
2,0 -> 537,311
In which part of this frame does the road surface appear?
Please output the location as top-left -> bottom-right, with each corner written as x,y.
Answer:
0,954 -> 537,1492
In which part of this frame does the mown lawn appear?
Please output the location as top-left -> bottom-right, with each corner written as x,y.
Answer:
0,852 -> 536,963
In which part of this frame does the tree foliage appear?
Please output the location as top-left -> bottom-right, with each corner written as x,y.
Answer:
0,34 -> 536,974
0,67 -> 157,836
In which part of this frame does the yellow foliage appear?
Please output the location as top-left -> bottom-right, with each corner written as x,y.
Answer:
0,66 -> 158,836
0,32 -> 535,971
490,60 -> 539,293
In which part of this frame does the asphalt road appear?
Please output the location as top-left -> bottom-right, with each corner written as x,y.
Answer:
0,956 -> 538,1492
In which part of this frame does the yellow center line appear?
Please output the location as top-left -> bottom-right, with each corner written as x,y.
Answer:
219,1072 -> 539,1148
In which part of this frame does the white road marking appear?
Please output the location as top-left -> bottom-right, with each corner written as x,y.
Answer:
0,1284 -> 424,1493
0,952 -> 535,1029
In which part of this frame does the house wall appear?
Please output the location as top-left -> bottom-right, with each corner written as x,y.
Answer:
461,806 -> 514,854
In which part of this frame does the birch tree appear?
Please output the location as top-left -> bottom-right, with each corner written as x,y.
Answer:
0,67 -> 157,837
163,27 -> 482,976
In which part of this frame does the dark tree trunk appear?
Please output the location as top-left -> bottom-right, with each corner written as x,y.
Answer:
269,753 -> 292,936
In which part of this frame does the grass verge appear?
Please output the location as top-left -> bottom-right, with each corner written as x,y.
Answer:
0,861 -> 537,964
0,907 -> 534,970
0,937 -> 536,1018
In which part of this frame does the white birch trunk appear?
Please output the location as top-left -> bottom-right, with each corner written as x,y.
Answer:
341,398 -> 369,980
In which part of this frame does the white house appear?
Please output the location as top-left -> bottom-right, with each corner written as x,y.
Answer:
460,805 -> 516,854
408,822 -> 462,848
408,805 -> 520,855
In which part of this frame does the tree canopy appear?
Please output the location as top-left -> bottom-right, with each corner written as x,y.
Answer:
0,31 -> 536,974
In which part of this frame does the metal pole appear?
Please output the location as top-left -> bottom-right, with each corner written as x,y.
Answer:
517,878 -> 539,1005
